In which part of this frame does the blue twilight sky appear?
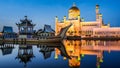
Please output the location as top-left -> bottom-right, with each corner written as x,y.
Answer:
0,0 -> 120,32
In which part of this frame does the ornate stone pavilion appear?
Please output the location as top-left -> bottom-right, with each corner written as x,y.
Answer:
55,3 -> 120,38
16,16 -> 36,39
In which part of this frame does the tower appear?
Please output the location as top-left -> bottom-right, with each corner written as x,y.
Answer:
55,16 -> 58,36
96,4 -> 99,21
99,13 -> 103,27
16,16 -> 36,39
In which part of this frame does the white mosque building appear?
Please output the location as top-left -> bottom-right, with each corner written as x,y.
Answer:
55,3 -> 120,38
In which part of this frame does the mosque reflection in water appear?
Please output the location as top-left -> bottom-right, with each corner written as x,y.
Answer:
55,40 -> 120,68
0,40 -> 120,68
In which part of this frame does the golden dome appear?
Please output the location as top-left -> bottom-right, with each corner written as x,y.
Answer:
68,3 -> 80,19
69,3 -> 79,11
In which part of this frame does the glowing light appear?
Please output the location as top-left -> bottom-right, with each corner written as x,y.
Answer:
63,57 -> 67,60
77,57 -> 81,61
82,54 -> 84,57
54,55 -> 58,60
97,65 -> 100,68
100,59 -> 103,63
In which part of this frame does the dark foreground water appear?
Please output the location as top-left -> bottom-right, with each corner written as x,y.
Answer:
0,40 -> 120,68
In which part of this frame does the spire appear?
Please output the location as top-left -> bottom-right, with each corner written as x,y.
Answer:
108,22 -> 110,27
73,2 -> 76,7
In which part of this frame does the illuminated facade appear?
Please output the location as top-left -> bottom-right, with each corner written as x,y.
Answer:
55,3 -> 120,38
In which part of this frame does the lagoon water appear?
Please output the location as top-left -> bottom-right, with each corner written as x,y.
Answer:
0,40 -> 120,68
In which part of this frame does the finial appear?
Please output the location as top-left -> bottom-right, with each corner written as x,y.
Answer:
96,4 -> 99,7
24,16 -> 27,19
64,16 -> 66,18
55,16 -> 58,18
73,2 -> 76,7
108,22 -> 110,27
64,16 -> 66,21
96,4 -> 99,9
81,17 -> 84,22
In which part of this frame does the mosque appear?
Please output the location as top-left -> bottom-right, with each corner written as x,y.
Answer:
55,3 -> 120,38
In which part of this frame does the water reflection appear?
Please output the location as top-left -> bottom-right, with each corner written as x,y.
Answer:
0,44 -> 14,56
0,40 -> 120,68
37,43 -> 70,60
38,44 -> 54,59
55,40 -> 120,68
15,45 -> 35,67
